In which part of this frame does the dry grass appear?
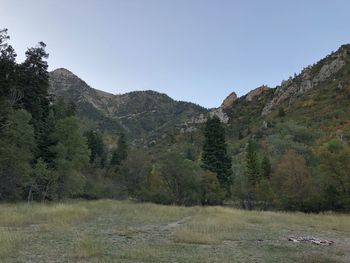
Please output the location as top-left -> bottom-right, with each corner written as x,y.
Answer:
73,233 -> 104,259
0,229 -> 23,257
85,199 -> 195,225
174,227 -> 219,244
0,202 -> 89,227
0,200 -> 349,262
174,206 -> 350,246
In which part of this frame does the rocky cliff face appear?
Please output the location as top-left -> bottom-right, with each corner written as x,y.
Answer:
221,92 -> 237,109
245,85 -> 270,101
49,68 -> 117,115
262,45 -> 349,115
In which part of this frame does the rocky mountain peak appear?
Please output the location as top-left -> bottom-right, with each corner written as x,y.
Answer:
221,92 -> 237,109
48,68 -> 208,143
51,68 -> 77,78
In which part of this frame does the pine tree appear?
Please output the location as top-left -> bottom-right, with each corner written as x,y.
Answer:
0,29 -> 18,128
261,155 -> 271,178
245,140 -> 260,188
85,130 -> 106,167
201,116 -> 232,192
19,42 -> 50,159
110,132 -> 128,166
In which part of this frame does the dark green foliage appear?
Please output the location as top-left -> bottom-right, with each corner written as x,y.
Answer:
238,130 -> 243,140
0,29 -> 18,128
318,140 -> 350,210
260,155 -> 271,178
110,132 -> 128,166
185,148 -> 196,161
30,158 -> 57,201
158,153 -> 201,205
245,140 -> 260,188
199,170 -> 224,205
51,97 -> 75,120
201,116 -> 232,192
117,150 -> 152,197
138,148 -> 225,205
19,42 -> 50,144
50,116 -> 90,198
85,130 -> 106,167
0,110 -> 34,200
278,107 -> 286,117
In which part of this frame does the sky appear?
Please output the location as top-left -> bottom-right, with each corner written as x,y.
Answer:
1,0 -> 350,108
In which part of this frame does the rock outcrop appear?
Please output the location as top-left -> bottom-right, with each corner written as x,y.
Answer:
221,92 -> 237,109
245,85 -> 269,101
209,108 -> 229,123
189,107 -> 229,125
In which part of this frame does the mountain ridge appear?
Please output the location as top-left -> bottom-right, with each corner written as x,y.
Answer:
49,68 -> 209,144
49,43 -> 350,147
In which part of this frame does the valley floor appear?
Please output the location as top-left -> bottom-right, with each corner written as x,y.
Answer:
0,200 -> 349,263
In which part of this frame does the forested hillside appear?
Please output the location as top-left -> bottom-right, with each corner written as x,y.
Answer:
49,68 -> 208,145
223,44 -> 350,211
1,28 -> 350,212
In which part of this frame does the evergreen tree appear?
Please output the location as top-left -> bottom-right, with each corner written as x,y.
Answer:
110,132 -> 128,166
19,41 -> 50,159
0,110 -> 35,200
245,140 -> 260,187
0,29 -> 19,127
20,42 -> 50,124
85,130 -> 106,167
261,155 -> 271,178
201,116 -> 232,192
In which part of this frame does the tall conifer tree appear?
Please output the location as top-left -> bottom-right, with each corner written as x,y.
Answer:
201,116 -> 232,192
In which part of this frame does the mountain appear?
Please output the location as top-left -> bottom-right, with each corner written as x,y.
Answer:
219,44 -> 350,141
49,68 -> 208,145
49,44 -> 350,150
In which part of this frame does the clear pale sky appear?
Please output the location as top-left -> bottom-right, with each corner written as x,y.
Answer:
1,0 -> 350,108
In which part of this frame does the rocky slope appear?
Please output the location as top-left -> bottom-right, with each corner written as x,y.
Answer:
215,44 -> 350,143
49,68 -> 208,144
221,44 -> 350,116
262,45 -> 349,116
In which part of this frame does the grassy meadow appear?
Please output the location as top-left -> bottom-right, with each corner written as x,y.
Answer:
0,200 -> 349,262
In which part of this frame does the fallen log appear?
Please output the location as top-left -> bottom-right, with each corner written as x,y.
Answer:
288,236 -> 334,246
